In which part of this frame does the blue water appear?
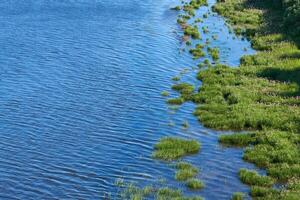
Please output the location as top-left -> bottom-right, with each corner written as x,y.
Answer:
0,0 -> 256,199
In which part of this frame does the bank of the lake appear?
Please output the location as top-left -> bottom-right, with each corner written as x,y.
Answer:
193,0 -> 300,199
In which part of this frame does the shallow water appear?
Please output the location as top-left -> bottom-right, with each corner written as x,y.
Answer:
0,0 -> 256,199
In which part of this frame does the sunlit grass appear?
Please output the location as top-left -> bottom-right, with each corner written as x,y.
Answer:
153,137 -> 200,161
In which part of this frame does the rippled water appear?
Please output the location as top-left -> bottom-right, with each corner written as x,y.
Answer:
0,0 -> 256,199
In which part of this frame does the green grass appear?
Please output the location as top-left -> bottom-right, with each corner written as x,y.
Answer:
161,91 -> 170,97
207,47 -> 219,61
239,169 -> 274,187
231,192 -> 245,200
189,0 -> 300,198
167,97 -> 185,105
219,133 -> 256,147
186,179 -> 204,190
153,137 -> 200,161
175,167 -> 198,181
118,182 -> 204,200
184,25 -> 201,39
175,162 -> 199,182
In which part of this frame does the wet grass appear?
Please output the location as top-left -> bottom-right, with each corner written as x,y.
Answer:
207,47 -> 219,61
231,192 -> 245,200
118,182 -> 204,200
186,179 -> 204,190
153,137 -> 200,161
161,91 -> 170,97
189,44 -> 205,59
192,0 -> 300,198
175,167 -> 198,181
184,25 -> 201,39
239,168 -> 274,187
167,97 -> 185,105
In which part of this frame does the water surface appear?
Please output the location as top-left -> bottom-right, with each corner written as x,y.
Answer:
0,0 -> 255,199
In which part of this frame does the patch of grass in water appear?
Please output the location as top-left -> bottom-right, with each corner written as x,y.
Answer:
186,178 -> 204,190
153,137 -> 200,161
207,47 -> 220,61
184,25 -> 201,39
175,167 -> 198,181
167,97 -> 185,105
231,192 -> 245,200
161,91 -> 170,97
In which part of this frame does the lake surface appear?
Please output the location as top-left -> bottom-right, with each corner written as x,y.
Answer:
0,0 -> 256,199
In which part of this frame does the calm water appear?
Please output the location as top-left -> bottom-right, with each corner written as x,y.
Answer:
0,0 -> 256,199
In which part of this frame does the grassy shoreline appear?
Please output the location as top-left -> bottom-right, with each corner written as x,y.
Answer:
194,0 -> 300,199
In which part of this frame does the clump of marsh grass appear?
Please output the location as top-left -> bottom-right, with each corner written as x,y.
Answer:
171,6 -> 181,11
207,47 -> 219,61
239,169 -> 274,187
189,47 -> 205,59
153,137 -> 200,161
186,178 -> 204,190
184,25 -> 201,39
175,167 -> 198,181
219,133 -> 256,147
174,162 -> 199,181
167,97 -> 185,105
161,91 -> 170,97
172,76 -> 181,81
231,192 -> 245,200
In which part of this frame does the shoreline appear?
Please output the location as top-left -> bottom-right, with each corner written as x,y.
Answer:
194,0 -> 300,199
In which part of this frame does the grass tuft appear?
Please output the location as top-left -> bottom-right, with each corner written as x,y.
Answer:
153,137 -> 200,161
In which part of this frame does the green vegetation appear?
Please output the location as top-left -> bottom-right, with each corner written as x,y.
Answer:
167,97 -> 185,105
189,44 -> 205,59
172,76 -> 181,81
231,192 -> 244,200
189,0 -> 300,198
184,25 -> 201,39
239,169 -> 274,187
118,183 -> 204,200
171,6 -> 181,11
161,91 -> 170,97
175,167 -> 198,181
153,137 -> 200,161
207,47 -> 219,61
186,179 -> 204,190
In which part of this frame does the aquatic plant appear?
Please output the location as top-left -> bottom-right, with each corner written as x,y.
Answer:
171,6 -> 181,11
239,169 -> 274,187
167,97 -> 185,105
189,48 -> 205,59
218,133 -> 255,147
207,47 -> 219,61
153,137 -> 200,161
161,91 -> 170,97
195,0 -> 300,198
175,167 -> 198,181
186,179 -> 204,190
184,25 -> 201,39
231,192 -> 244,200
